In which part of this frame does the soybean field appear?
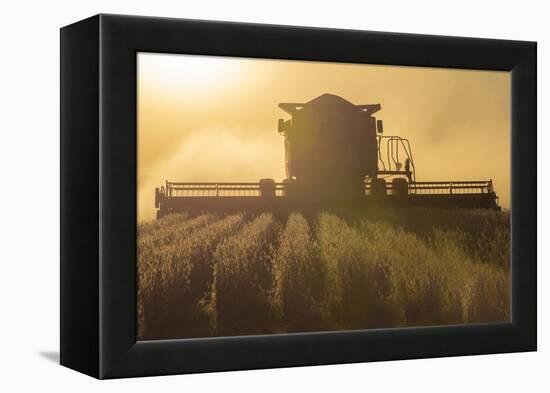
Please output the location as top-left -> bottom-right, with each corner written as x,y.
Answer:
137,208 -> 510,340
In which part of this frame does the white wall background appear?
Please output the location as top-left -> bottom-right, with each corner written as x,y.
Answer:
0,0 -> 546,390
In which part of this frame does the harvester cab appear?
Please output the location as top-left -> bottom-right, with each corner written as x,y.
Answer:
278,93 -> 416,201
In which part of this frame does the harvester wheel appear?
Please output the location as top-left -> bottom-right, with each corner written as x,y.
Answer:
392,178 -> 409,196
259,178 -> 276,198
370,178 -> 387,198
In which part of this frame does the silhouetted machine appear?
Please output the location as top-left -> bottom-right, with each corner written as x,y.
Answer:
155,94 -> 499,217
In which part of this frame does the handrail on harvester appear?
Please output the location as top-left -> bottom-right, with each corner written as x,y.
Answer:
161,180 -> 495,197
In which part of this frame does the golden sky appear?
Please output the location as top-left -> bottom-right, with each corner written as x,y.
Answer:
137,53 -> 510,222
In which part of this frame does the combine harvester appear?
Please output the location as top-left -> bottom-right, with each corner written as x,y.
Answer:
154,94 -> 499,218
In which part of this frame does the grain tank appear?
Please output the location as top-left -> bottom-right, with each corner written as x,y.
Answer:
278,94 -> 382,201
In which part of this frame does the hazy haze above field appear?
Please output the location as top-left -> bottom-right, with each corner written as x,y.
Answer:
137,53 -> 510,221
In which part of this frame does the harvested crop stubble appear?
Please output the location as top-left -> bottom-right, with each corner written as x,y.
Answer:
138,213 -> 245,339
209,213 -> 281,336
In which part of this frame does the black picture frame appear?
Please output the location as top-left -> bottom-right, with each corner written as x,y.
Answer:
60,14 -> 537,379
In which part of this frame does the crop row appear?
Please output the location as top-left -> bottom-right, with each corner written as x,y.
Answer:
138,213 -> 245,339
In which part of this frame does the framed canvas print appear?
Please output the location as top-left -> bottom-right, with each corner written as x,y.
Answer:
60,14 -> 536,379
